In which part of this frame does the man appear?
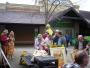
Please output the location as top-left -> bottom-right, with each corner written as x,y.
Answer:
74,35 -> 89,51
65,32 -> 72,47
53,30 -> 66,46
53,29 -> 60,45
53,30 -> 67,54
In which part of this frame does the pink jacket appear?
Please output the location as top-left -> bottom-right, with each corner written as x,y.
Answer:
1,33 -> 8,44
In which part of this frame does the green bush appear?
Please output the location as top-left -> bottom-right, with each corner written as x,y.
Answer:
84,36 -> 90,41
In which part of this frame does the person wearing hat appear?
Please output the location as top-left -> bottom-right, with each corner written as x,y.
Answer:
53,30 -> 60,45
53,30 -> 66,46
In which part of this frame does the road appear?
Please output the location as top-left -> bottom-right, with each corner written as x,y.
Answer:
7,45 -> 90,68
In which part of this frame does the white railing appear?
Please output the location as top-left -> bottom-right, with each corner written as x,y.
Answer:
0,47 -> 11,68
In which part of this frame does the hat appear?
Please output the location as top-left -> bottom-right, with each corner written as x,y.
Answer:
55,29 -> 60,32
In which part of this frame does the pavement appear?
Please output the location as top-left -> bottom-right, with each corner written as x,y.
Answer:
5,45 -> 90,68
7,45 -> 35,68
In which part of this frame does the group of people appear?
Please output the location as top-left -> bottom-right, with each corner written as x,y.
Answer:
34,27 -> 71,55
34,24 -> 90,68
34,24 -> 90,51
34,24 -> 53,53
34,33 -> 51,53
0,29 -> 15,59
63,35 -> 90,68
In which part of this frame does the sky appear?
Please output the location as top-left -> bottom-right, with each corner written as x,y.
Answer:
71,0 -> 90,11
0,0 -> 90,11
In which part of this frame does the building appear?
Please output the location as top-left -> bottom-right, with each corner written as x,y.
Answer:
0,3 -> 45,44
0,2 -> 77,45
79,10 -> 90,35
0,2 -> 90,44
50,7 -> 90,37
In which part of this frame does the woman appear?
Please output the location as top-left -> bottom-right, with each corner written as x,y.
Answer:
34,34 -> 44,50
1,29 -> 8,56
7,31 -> 15,59
43,32 -> 51,46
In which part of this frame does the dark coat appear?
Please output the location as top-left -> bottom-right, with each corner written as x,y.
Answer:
74,39 -> 88,50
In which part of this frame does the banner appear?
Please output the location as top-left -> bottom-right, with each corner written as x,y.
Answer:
50,47 -> 67,68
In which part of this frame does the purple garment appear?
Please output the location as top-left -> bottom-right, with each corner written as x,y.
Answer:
34,38 -> 44,50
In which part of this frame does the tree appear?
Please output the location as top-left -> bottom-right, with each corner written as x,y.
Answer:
38,0 -> 74,24
43,0 -> 60,24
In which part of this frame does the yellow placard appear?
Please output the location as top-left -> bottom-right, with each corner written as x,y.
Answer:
50,47 -> 67,68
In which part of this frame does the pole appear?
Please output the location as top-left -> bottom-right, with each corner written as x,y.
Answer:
44,0 -> 48,24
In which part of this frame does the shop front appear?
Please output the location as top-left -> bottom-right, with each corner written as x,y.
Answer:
50,7 -> 89,37
50,20 -> 75,36
0,24 -> 45,44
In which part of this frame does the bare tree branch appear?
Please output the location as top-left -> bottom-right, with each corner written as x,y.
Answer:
48,0 -> 60,20
48,0 -> 57,12
41,0 -> 73,23
42,0 -> 46,6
